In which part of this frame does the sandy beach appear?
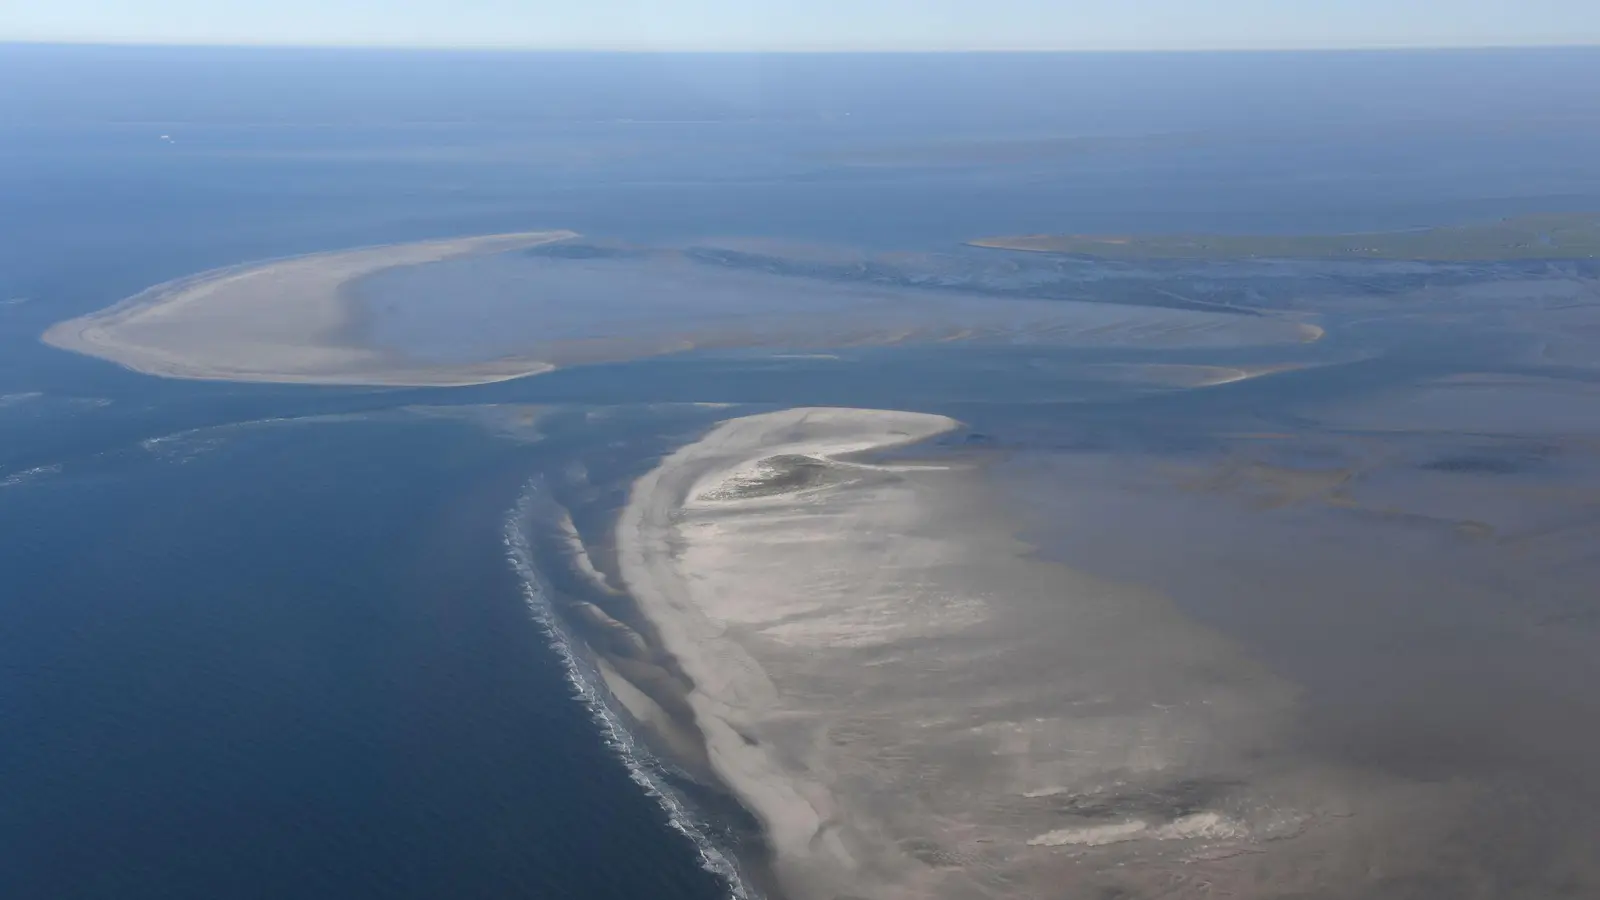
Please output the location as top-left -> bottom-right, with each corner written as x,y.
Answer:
610,407 -> 1408,900
41,231 -> 576,386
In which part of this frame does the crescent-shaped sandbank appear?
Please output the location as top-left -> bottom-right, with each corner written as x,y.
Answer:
42,231 -> 577,386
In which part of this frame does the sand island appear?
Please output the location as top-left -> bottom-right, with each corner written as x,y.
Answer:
598,406 -> 1467,900
41,231 -> 578,386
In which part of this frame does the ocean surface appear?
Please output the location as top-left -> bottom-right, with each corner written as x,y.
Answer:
6,45 -> 1600,899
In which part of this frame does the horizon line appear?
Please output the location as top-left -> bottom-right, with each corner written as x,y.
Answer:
5,37 -> 1600,54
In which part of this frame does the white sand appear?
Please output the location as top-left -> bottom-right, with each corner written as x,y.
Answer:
615,407 -> 1329,900
41,231 -> 576,386
1028,813 -> 1246,848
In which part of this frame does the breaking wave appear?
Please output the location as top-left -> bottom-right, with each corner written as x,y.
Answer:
0,463 -> 63,489
0,391 -> 44,409
502,477 -> 758,900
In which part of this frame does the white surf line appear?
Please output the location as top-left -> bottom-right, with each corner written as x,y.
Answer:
0,392 -> 43,408
0,463 -> 63,489
502,478 -> 761,900
615,407 -> 961,897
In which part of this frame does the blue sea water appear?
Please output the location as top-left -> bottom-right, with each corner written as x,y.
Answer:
5,44 -> 1600,900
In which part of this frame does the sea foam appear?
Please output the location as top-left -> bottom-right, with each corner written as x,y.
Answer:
503,477 -> 759,900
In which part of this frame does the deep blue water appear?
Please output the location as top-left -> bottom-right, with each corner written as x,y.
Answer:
5,45 -> 1600,900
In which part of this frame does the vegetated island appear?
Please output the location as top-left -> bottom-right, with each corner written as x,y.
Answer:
969,212 -> 1600,261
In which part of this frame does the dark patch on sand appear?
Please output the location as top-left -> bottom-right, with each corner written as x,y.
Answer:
699,454 -> 853,501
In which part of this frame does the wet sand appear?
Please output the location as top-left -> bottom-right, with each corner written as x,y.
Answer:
41,231 -> 576,386
611,407 -> 1455,900
989,422 -> 1600,899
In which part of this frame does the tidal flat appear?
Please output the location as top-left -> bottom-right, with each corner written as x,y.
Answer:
37,222 -> 1600,900
525,379 -> 1600,900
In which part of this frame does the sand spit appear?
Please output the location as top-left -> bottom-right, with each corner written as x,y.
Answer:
613,407 -> 1372,900
1084,362 -> 1309,389
41,231 -> 576,386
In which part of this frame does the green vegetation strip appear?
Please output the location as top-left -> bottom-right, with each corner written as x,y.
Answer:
969,213 -> 1600,261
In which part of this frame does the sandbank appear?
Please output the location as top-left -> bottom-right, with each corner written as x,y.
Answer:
614,407 -> 1350,900
44,230 -> 1325,387
41,231 -> 576,386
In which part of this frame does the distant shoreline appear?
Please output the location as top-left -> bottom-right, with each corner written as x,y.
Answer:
969,212 -> 1600,261
40,231 -> 576,386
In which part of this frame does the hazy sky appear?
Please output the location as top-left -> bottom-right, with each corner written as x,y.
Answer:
3,0 -> 1598,51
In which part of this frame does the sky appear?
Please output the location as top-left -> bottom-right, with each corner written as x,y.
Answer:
1,0 -> 1598,52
